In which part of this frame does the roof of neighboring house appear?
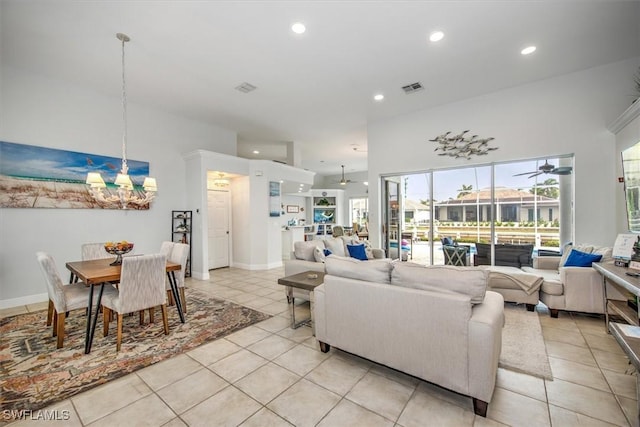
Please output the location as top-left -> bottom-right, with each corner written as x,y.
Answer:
404,199 -> 430,211
436,187 -> 557,206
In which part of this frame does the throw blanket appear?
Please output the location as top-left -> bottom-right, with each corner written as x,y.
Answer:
480,265 -> 543,295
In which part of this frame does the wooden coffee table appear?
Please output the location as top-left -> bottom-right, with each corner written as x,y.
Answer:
277,271 -> 325,329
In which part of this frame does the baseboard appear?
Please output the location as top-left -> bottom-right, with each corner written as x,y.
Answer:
0,292 -> 48,310
232,261 -> 283,270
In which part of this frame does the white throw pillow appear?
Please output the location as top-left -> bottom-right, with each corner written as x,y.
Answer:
313,246 -> 326,263
324,237 -> 346,257
391,263 -> 488,304
294,240 -> 324,261
325,255 -> 393,284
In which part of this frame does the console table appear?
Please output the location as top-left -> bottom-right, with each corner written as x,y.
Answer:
593,262 -> 640,424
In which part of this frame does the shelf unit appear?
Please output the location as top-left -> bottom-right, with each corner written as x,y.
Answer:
171,210 -> 192,277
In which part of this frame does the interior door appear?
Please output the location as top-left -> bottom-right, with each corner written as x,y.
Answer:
208,190 -> 230,269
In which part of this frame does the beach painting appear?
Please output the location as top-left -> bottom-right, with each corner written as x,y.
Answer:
0,141 -> 151,209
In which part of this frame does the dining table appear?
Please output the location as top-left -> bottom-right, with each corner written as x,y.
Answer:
65,257 -> 183,354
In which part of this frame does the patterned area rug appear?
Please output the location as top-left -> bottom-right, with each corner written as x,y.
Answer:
500,304 -> 553,380
0,289 -> 270,414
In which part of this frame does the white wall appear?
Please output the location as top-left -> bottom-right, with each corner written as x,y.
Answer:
0,67 -> 237,307
367,57 -> 640,249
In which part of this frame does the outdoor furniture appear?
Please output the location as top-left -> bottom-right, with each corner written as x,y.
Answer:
443,245 -> 469,266
474,243 -> 534,268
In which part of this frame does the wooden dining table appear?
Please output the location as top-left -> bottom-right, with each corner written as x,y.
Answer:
65,257 -> 183,354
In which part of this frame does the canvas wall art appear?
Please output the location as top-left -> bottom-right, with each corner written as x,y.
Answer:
0,141 -> 151,209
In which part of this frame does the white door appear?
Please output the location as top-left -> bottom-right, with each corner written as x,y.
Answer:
208,190 -> 230,269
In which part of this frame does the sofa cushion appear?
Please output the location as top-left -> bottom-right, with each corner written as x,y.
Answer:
324,237 -> 347,257
325,255 -> 392,284
294,240 -> 324,261
522,267 -> 563,296
564,249 -> 602,267
391,263 -> 488,304
347,243 -> 368,260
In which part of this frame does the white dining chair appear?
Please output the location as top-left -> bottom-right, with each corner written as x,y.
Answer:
36,251 -> 117,349
101,254 -> 169,351
160,241 -> 174,258
81,242 -> 113,261
166,242 -> 189,313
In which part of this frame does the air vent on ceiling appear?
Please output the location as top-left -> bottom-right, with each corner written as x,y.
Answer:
401,82 -> 424,94
235,82 -> 257,93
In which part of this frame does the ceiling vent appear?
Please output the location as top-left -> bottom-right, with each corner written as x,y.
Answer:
401,82 -> 424,94
235,82 -> 257,93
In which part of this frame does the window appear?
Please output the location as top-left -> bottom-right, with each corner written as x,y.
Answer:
383,156 -> 573,265
349,198 -> 369,228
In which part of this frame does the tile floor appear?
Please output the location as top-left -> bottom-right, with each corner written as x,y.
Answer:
2,266 -> 638,426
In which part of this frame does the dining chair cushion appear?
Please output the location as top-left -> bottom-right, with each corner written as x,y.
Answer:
82,242 -> 113,261
36,251 -> 116,312
168,243 -> 189,289
160,241 -> 175,258
102,254 -> 167,314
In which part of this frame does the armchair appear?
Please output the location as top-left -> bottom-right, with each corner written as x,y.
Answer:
474,243 -> 533,268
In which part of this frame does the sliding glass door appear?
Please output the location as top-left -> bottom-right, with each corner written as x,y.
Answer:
382,156 -> 573,265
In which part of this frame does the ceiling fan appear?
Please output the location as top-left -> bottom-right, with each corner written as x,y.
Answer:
336,165 -> 357,186
513,160 -> 573,178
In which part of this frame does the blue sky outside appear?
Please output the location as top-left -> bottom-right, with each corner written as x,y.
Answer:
0,141 -> 150,185
404,159 -> 565,202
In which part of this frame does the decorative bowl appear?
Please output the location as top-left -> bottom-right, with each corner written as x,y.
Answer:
104,241 -> 134,266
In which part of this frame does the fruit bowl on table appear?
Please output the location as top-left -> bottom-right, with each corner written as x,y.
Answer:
104,242 -> 134,266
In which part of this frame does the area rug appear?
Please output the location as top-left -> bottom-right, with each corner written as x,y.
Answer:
0,288 -> 270,414
499,304 -> 553,380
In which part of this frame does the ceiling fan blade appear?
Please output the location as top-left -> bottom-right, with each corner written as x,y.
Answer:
528,172 -> 544,178
552,167 -> 573,175
513,171 -> 537,176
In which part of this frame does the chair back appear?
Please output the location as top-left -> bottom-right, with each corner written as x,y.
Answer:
332,225 -> 344,237
118,254 -> 167,314
160,241 -> 175,257
82,242 -> 111,261
169,243 -> 189,287
36,252 -> 66,312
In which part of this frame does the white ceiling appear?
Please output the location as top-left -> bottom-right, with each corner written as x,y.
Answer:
3,1 -> 639,175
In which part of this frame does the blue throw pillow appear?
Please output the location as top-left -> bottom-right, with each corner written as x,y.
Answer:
563,249 -> 602,267
323,249 -> 332,256
347,243 -> 368,261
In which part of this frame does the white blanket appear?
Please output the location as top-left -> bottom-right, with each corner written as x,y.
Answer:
480,266 -> 544,295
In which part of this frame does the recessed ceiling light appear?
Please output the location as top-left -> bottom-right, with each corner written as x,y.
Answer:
429,31 -> 444,42
291,22 -> 306,34
521,46 -> 536,55
253,150 -> 260,154
374,94 -> 384,101
363,181 -> 369,186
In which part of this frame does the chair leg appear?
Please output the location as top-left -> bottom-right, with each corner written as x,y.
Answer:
149,307 -> 155,323
139,310 -> 145,325
56,312 -> 65,349
161,304 -> 169,335
103,306 -> 111,337
116,313 -> 123,352
52,309 -> 58,337
47,300 -> 54,326
167,290 -> 175,306
179,288 -> 187,314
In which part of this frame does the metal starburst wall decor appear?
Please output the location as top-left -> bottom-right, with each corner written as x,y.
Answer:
429,130 -> 497,159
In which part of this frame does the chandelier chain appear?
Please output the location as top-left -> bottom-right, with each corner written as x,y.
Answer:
120,35 -> 129,175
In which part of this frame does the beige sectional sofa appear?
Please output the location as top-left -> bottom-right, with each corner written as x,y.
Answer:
522,244 -> 628,317
313,257 -> 504,417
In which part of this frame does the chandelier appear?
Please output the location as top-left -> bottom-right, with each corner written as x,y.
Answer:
429,130 -> 497,159
213,173 -> 230,188
86,33 -> 157,209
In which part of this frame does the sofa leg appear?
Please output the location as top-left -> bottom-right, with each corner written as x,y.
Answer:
472,398 -> 488,417
549,309 -> 559,318
319,341 -> 330,353
525,303 -> 535,312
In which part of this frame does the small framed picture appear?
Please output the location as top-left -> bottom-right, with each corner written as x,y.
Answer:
286,205 -> 299,213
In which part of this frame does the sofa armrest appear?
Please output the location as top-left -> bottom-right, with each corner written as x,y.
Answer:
468,291 -> 504,403
559,266 -> 608,313
313,284 -> 327,341
533,256 -> 561,270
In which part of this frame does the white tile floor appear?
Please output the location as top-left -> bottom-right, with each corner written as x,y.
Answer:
2,266 -> 638,426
